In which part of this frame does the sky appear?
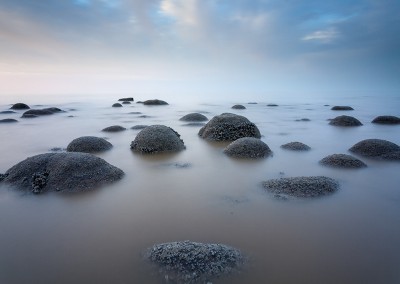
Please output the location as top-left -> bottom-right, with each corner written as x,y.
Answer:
0,0 -> 399,100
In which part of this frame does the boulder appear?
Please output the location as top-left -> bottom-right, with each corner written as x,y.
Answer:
143,99 -> 168,105
102,125 -> 127,132
198,113 -> 261,141
66,136 -> 113,153
379,151 -> 400,161
179,113 -> 208,122
349,139 -> 400,157
182,122 -> 206,127
130,125 -> 148,130
224,137 -> 272,158
118,97 -> 134,102
263,176 -> 339,198
21,108 -> 63,118
122,101 -> 131,104
281,142 -> 311,151
329,115 -> 362,126
131,125 -> 185,154
1,152 -> 124,193
371,116 -> 400,125
145,241 -> 245,284
112,103 -> 123,108
319,154 -> 367,168
267,104 -> 278,107
10,103 -> 30,110
331,106 -> 354,111
232,104 -> 246,110
0,118 -> 18,123
0,110 -> 16,114
295,118 -> 311,122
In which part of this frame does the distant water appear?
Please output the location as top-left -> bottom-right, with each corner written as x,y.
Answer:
0,94 -> 399,284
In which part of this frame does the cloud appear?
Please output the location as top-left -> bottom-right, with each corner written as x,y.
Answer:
302,27 -> 340,43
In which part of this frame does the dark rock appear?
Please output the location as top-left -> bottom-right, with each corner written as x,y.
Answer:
179,113 -> 208,122
319,154 -> 367,168
198,113 -> 261,141
331,106 -> 354,111
129,112 -> 142,114
224,137 -> 272,158
232,104 -> 246,110
130,125 -> 148,130
267,104 -> 278,107
182,122 -> 206,127
136,101 -> 144,104
43,107 -> 63,113
0,118 -> 18,123
0,173 -> 7,182
118,97 -> 134,102
138,115 -> 152,118
112,103 -> 123,108
22,109 -> 53,117
263,176 -> 339,198
2,152 -> 124,193
102,125 -> 127,132
379,151 -> 400,161
248,102 -> 258,104
143,99 -> 168,105
329,115 -> 362,126
145,240 -> 245,284
10,103 -> 30,110
131,125 -> 185,154
295,118 -> 311,122
0,110 -> 16,114
122,101 -> 131,104
349,139 -> 400,157
67,136 -> 113,153
21,114 -> 38,118
371,116 -> 400,125
281,142 -> 311,151
50,147 -> 65,152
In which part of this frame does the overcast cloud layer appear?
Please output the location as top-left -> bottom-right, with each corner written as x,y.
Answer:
0,0 -> 399,98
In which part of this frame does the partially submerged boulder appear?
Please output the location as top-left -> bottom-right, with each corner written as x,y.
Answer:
1,152 -> 124,193
21,108 -> 63,118
1,110 -> 16,114
224,137 -> 272,158
118,97 -> 134,102
331,106 -> 354,111
67,136 -> 113,153
232,104 -> 246,110
179,113 -> 208,122
0,118 -> 18,123
143,99 -> 168,105
130,125 -> 148,130
10,103 -> 30,110
131,125 -> 185,154
112,103 -> 123,108
371,116 -> 400,125
145,240 -> 245,284
263,176 -> 339,198
349,139 -> 400,158
267,104 -> 278,107
198,113 -> 261,141
379,151 -> 400,161
329,115 -> 362,126
319,154 -> 367,168
281,142 -> 311,151
102,125 -> 127,132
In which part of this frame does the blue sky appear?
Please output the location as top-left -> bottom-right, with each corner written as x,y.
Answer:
0,0 -> 399,98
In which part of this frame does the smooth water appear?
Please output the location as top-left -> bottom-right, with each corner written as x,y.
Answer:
0,94 -> 399,284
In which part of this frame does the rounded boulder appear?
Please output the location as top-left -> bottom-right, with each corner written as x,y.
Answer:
224,137 -> 272,158
67,136 -> 113,153
179,113 -> 208,122
281,142 -> 311,151
319,154 -> 367,168
10,103 -> 30,110
349,139 -> 400,157
371,116 -> 400,125
329,115 -> 362,126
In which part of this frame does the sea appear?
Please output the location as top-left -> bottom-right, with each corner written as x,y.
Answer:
0,93 -> 399,284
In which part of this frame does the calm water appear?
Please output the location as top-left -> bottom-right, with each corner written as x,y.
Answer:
0,94 -> 399,284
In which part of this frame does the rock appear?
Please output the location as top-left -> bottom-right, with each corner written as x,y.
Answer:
179,113 -> 208,122
319,154 -> 367,168
118,97 -> 134,102
262,176 -> 339,198
0,118 -> 18,123
122,101 -> 131,104
248,102 -> 258,104
1,152 -> 124,193
130,125 -> 148,130
182,122 -> 206,127
43,107 -> 63,113
267,104 -> 278,107
224,137 -> 272,158
0,173 -> 7,182
136,101 -> 144,104
198,113 -> 261,141
349,139 -> 400,157
281,142 -> 311,151
131,125 -> 185,154
21,114 -> 38,118
331,106 -> 354,111
0,110 -> 16,114
371,116 -> 400,125
145,241 -> 245,284
102,125 -> 127,132
67,136 -> 113,153
21,108 -> 63,118
295,118 -> 310,122
10,103 -> 30,110
329,115 -> 362,126
112,103 -> 123,107
129,112 -> 142,114
143,99 -> 168,105
232,104 -> 246,110
379,151 -> 400,161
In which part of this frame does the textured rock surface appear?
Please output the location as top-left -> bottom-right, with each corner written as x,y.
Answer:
67,136 -> 113,153
0,118 -> 18,123
349,139 -> 400,157
179,113 -> 208,122
10,103 -> 30,110
145,240 -> 245,284
319,154 -> 367,168
102,125 -> 127,132
131,125 -> 185,154
143,99 -> 168,105
281,142 -> 311,151
1,153 -> 124,193
371,116 -> 400,125
331,106 -> 354,111
379,151 -> 400,161
263,176 -> 339,198
329,115 -> 363,126
198,113 -> 261,141
232,104 -> 246,109
224,137 -> 272,158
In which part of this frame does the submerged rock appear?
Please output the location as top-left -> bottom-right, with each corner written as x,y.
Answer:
118,97 -> 134,102
295,118 -> 311,122
232,104 -> 246,110
182,122 -> 206,127
349,139 -> 400,158
67,136 -> 113,153
329,115 -> 362,126
198,113 -> 261,141
0,110 -> 16,114
379,151 -> 400,161
267,104 -> 278,107
179,113 -> 208,122
10,103 -> 30,110
371,115 -> 400,125
122,101 -> 131,104
0,118 -> 18,123
1,152 -> 124,193
319,154 -> 367,168
143,99 -> 168,105
331,106 -> 354,111
130,125 -> 148,130
281,142 -> 311,151
21,108 -> 63,118
224,137 -> 272,158
112,103 -> 123,108
262,176 -> 339,198
145,240 -> 245,284
102,125 -> 127,132
131,125 -> 185,154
